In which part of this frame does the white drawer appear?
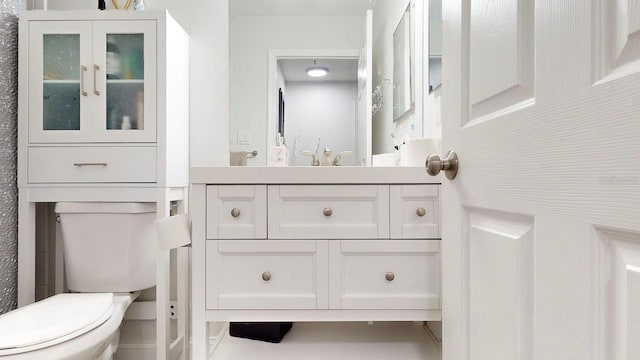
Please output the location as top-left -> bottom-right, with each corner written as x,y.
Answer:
390,185 -> 440,239
206,240 -> 328,310
27,146 -> 156,183
329,240 -> 441,310
206,185 -> 267,239
268,185 -> 389,239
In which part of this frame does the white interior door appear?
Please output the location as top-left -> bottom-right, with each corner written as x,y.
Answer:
357,9 -> 373,166
440,1 -> 640,359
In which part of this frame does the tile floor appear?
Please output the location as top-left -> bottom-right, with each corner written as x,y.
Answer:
211,322 -> 441,360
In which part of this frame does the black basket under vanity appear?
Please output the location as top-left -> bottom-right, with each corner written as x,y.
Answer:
229,322 -> 293,343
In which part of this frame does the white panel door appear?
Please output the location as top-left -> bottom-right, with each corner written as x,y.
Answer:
441,1 -> 640,360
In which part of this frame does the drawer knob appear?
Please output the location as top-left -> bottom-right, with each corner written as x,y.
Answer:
261,271 -> 271,282
230,208 -> 241,218
323,207 -> 333,217
416,207 -> 426,217
385,272 -> 395,282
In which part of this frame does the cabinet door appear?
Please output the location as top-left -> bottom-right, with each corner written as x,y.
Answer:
329,240 -> 441,310
206,240 -> 329,310
28,21 -> 93,143
92,20 -> 156,142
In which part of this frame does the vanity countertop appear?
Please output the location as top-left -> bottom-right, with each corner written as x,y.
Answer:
190,166 -> 441,185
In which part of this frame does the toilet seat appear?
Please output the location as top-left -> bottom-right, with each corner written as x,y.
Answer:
0,293 -> 114,356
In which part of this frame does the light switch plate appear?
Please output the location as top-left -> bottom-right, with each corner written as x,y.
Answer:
238,131 -> 251,144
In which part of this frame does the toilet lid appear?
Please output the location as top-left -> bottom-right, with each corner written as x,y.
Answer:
0,293 -> 114,353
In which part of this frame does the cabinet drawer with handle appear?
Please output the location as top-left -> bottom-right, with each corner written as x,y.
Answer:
329,240 -> 441,310
206,185 -> 267,239
27,146 -> 156,183
268,185 -> 389,239
206,240 -> 328,310
390,185 -> 440,239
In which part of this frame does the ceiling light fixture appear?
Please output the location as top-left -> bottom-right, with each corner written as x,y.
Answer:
306,60 -> 329,78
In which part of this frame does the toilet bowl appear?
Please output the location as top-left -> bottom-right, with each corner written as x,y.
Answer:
0,202 -> 157,359
0,293 -> 136,359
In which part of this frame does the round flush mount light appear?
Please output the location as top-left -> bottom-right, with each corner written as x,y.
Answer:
306,67 -> 329,77
306,60 -> 329,77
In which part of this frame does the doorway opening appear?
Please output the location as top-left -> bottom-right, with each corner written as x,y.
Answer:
267,50 -> 366,166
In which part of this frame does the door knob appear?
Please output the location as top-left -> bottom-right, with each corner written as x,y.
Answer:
425,151 -> 458,180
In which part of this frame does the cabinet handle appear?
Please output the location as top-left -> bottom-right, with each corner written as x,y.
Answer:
230,208 -> 240,218
261,271 -> 271,282
93,64 -> 100,96
80,65 -> 88,96
416,207 -> 426,217
323,207 -> 333,217
385,272 -> 395,282
73,163 -> 108,167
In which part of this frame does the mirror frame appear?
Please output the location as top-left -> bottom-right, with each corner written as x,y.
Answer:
393,3 -> 415,122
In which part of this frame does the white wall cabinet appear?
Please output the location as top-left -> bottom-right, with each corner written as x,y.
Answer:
28,20 -> 156,144
18,10 -> 190,360
19,10 -> 189,188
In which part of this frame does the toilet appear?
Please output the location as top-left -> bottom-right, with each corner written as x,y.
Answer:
0,202 -> 157,359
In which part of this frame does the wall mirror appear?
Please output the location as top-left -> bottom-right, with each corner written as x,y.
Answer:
230,0 -> 424,166
393,4 -> 414,121
428,0 -> 442,93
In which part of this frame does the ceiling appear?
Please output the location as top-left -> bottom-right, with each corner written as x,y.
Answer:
231,0 -> 376,16
279,59 -> 359,82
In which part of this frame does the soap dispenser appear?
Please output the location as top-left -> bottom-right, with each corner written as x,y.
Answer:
321,148 -> 333,166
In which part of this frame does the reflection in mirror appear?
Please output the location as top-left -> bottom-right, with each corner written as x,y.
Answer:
428,0 -> 442,93
393,4 -> 414,121
277,58 -> 359,166
230,0 -> 425,166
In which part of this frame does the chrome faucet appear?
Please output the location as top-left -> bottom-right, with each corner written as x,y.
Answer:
332,151 -> 352,166
302,149 -> 353,166
301,150 -> 320,166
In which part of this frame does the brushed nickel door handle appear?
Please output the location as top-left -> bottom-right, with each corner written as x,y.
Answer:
323,207 -> 333,217
93,64 -> 100,95
261,271 -> 271,282
230,208 -> 240,218
416,207 -> 426,217
426,151 -> 458,179
73,162 -> 107,167
80,65 -> 88,96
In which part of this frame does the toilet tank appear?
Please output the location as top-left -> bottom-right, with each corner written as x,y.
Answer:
55,202 -> 157,293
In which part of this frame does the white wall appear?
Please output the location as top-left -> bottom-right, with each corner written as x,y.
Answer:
423,5 -> 442,141
40,0 -> 230,167
285,81 -> 357,166
230,15 -> 364,165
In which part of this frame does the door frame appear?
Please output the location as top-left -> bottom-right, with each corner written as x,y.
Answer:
266,49 -> 361,162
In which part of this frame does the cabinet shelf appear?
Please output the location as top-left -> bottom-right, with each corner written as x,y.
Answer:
106,79 -> 145,84
43,79 -> 80,84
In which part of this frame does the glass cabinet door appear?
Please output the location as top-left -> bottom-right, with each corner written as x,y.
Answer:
28,21 -> 93,143
92,21 -> 156,142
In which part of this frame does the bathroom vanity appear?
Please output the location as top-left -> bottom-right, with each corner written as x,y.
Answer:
190,167 -> 442,358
